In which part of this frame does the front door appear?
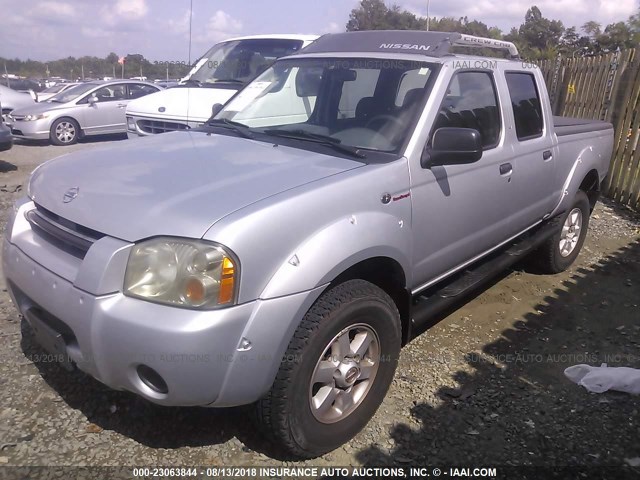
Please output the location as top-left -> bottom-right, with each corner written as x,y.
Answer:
410,70 -> 517,290
80,84 -> 128,135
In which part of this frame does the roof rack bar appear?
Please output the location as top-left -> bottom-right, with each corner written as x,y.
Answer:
451,34 -> 520,59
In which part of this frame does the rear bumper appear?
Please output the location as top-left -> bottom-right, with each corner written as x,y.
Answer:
3,203 -> 325,407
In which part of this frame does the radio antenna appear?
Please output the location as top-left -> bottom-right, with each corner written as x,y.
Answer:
188,0 -> 193,65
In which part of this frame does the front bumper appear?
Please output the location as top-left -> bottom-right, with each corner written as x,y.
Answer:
5,118 -> 51,140
3,202 -> 324,407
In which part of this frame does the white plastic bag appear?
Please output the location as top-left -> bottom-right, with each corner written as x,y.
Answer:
564,363 -> 640,395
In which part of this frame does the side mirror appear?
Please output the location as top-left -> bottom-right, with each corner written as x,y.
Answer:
421,127 -> 483,168
211,103 -> 224,118
88,95 -> 98,105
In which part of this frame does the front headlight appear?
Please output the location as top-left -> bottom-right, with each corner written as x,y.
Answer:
24,113 -> 49,121
124,237 -> 239,309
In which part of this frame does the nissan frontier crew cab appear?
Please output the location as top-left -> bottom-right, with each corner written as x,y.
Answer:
3,31 -> 613,458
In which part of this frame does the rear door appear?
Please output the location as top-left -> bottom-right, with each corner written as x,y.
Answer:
503,71 -> 556,230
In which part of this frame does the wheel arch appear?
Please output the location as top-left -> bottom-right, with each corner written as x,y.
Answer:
579,168 -> 600,211
330,256 -> 412,345
50,115 -> 83,141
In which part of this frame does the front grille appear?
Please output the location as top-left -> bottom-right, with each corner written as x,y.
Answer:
25,204 -> 105,259
137,119 -> 190,134
10,115 -> 25,121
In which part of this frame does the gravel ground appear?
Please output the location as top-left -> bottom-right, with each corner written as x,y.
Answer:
0,138 -> 639,470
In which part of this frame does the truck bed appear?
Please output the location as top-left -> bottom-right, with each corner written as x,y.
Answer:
554,116 -> 613,137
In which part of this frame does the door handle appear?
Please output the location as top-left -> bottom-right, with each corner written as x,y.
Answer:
499,163 -> 513,175
543,150 -> 553,160
117,104 -> 127,109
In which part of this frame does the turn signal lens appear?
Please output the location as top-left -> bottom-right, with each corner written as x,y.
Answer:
218,257 -> 235,304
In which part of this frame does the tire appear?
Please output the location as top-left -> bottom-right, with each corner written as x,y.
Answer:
50,117 -> 80,146
533,190 -> 590,274
255,279 -> 401,458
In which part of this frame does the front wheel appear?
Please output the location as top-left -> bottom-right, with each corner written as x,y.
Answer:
255,279 -> 401,458
532,190 -> 591,273
50,117 -> 80,146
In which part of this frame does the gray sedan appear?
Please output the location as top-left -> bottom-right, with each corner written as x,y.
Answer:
6,80 -> 161,145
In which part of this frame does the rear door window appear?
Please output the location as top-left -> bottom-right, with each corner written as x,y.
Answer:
128,84 -> 159,99
505,72 -> 544,141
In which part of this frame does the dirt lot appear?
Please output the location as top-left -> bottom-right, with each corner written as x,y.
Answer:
0,138 -> 639,472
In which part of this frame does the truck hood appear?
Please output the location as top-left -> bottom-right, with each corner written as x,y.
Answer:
126,87 -> 239,122
29,131 -> 363,242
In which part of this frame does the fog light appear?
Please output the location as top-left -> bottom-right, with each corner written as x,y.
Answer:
137,364 -> 168,394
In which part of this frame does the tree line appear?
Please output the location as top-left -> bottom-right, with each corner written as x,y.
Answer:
347,0 -> 640,59
1,53 -> 193,81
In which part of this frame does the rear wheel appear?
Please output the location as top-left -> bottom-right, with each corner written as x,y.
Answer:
532,190 -> 590,273
255,279 -> 401,458
50,117 -> 80,146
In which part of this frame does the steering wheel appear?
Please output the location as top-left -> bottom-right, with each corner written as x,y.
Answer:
365,114 -> 404,131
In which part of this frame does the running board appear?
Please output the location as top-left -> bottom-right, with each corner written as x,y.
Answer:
410,217 -> 562,334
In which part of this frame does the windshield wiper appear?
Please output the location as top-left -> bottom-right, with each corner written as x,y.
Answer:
206,118 -> 254,139
262,128 -> 366,159
181,79 -> 202,87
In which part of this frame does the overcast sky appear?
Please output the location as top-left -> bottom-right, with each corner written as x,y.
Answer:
1,0 -> 637,61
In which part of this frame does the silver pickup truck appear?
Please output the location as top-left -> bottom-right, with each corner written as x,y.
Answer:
3,31 -> 613,457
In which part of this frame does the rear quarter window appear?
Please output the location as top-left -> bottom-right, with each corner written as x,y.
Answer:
505,72 -> 543,141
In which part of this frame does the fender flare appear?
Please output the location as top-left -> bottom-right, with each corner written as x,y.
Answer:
549,145 -> 598,218
259,211 -> 412,300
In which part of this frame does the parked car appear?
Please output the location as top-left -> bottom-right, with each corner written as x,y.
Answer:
153,80 -> 179,89
0,100 -> 12,151
126,34 -> 317,136
5,80 -> 162,145
4,78 -> 43,93
3,31 -> 613,457
0,84 -> 36,121
37,83 -> 80,102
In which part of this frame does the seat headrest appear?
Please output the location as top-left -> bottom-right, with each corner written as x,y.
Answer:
356,96 -> 377,119
402,88 -> 424,109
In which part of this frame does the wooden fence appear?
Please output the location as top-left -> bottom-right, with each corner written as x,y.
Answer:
538,49 -> 640,211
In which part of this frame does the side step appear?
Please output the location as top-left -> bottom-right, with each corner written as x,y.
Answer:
410,217 -> 562,335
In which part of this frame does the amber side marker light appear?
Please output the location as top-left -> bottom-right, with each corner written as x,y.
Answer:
218,257 -> 236,304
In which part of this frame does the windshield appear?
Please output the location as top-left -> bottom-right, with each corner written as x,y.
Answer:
49,83 -> 97,103
189,39 -> 304,85
218,58 -> 438,153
